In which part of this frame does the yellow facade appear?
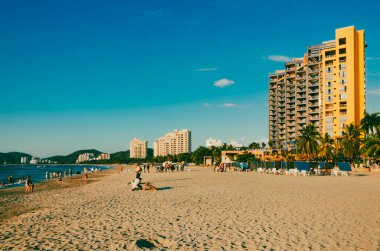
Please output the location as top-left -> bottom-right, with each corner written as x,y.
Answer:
320,26 -> 366,137
269,26 -> 366,149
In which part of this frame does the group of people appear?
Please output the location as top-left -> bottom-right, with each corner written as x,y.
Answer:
45,168 -> 73,181
158,161 -> 186,172
127,162 -> 186,173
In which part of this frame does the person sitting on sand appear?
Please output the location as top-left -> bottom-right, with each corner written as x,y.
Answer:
131,163 -> 143,191
25,176 -> 34,193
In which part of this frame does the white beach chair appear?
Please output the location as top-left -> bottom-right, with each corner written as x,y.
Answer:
271,168 -> 277,174
300,170 -> 308,176
257,167 -> 263,173
340,171 -> 348,176
331,169 -> 339,176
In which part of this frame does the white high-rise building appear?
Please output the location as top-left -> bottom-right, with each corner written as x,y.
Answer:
21,156 -> 29,164
130,137 -> 148,159
30,157 -> 41,165
76,153 -> 94,163
205,138 -> 222,148
154,129 -> 192,157
97,153 -> 110,160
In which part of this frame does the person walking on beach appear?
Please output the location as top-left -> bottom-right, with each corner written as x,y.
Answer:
82,167 -> 88,180
146,163 -> 150,173
46,171 -> 49,179
68,168 -> 72,177
25,176 -> 34,193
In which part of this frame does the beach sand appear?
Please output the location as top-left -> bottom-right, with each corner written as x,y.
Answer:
1,166 -> 379,250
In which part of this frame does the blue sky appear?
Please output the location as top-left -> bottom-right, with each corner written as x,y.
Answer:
0,0 -> 379,157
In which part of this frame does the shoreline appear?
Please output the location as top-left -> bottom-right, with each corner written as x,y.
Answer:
0,165 -> 126,223
0,164 -> 116,191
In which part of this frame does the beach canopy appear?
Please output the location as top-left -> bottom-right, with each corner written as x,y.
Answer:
318,162 -> 325,169
337,162 -> 352,172
295,161 -> 310,171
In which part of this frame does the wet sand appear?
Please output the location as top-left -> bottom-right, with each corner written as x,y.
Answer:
1,166 -> 379,250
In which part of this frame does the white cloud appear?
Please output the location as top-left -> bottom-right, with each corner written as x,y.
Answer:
203,102 -> 211,108
194,67 -> 217,72
368,87 -> 380,95
264,55 -> 293,62
220,103 -> 238,108
214,79 -> 235,88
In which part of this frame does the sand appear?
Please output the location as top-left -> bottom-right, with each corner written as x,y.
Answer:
1,166 -> 380,250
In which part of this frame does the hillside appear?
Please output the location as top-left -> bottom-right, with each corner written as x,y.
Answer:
0,152 -> 32,164
47,149 -> 103,164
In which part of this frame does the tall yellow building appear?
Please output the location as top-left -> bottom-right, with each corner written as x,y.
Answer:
269,26 -> 366,149
130,137 -> 148,159
154,129 -> 192,157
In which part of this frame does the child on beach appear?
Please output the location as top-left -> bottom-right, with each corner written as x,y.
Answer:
25,176 -> 34,193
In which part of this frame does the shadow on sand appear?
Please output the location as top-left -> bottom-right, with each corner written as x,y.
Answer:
157,186 -> 174,191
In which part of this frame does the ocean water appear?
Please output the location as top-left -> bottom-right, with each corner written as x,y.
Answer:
0,164 -> 111,189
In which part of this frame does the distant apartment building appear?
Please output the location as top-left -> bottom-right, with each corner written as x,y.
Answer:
97,153 -> 110,160
21,156 -> 29,164
130,138 -> 148,159
30,157 -> 41,165
205,138 -> 222,148
268,26 -> 366,150
154,129 -> 192,157
229,140 -> 243,148
76,153 -> 94,163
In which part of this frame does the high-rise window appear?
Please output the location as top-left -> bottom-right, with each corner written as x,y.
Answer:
339,86 -> 347,93
339,79 -> 347,85
339,37 -> 346,45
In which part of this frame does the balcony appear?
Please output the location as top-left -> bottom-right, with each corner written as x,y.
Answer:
308,69 -> 319,74
309,116 -> 319,121
309,102 -> 319,107
308,88 -> 319,94
270,78 -> 277,83
297,119 -> 307,124
308,109 -> 319,114
308,95 -> 319,100
297,100 -> 307,105
286,67 -> 296,72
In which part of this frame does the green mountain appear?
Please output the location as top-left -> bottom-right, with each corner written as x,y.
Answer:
0,152 -> 32,164
0,148 -> 155,165
110,150 -> 130,163
47,149 -> 103,164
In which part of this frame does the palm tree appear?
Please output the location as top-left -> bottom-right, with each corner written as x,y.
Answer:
268,141 -> 275,155
261,142 -> 266,149
340,123 -> 361,162
362,135 -> 380,158
361,112 -> 380,137
319,133 -> 335,161
296,124 -> 320,161
211,147 -> 221,163
276,139 -> 282,156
